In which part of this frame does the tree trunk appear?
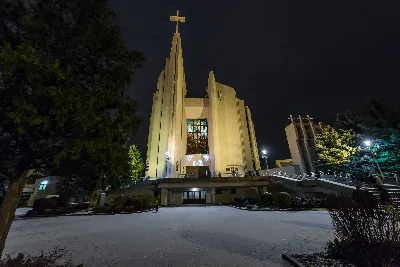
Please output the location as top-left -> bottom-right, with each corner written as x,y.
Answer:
0,170 -> 31,257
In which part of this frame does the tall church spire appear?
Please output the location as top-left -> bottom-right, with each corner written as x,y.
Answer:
170,10 -> 185,33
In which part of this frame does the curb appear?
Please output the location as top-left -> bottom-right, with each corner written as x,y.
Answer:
18,209 -> 157,219
230,206 -> 327,212
282,253 -> 305,267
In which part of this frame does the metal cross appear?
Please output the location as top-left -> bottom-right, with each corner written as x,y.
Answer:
170,10 -> 185,33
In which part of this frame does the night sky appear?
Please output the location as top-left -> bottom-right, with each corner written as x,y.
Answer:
109,0 -> 400,162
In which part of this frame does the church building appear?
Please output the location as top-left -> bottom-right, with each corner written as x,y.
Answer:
146,11 -> 260,179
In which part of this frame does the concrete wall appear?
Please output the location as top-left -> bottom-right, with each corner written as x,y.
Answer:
238,100 -> 254,171
245,107 -> 261,170
215,187 -> 260,204
285,124 -> 306,174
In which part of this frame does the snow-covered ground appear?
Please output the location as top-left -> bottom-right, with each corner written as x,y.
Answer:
4,206 -> 334,267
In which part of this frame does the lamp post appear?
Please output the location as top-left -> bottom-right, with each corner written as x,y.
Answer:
363,140 -> 384,180
261,149 -> 269,171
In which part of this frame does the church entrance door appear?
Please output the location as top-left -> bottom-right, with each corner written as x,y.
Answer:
186,166 -> 210,177
182,190 -> 206,204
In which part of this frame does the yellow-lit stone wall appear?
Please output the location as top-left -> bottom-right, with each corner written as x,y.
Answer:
146,31 -> 261,178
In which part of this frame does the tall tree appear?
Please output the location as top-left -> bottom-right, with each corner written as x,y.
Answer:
0,0 -> 144,256
129,144 -> 145,180
315,124 -> 360,173
333,99 -> 400,177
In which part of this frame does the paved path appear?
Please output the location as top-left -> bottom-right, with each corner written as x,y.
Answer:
4,206 -> 334,267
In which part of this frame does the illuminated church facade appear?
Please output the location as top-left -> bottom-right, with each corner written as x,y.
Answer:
146,12 -> 260,179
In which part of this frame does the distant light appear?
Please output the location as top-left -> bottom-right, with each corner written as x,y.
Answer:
262,150 -> 267,155
364,140 -> 372,147
203,154 -> 209,161
41,180 -> 48,185
191,188 -> 199,191
166,151 -> 169,156
186,155 -> 193,161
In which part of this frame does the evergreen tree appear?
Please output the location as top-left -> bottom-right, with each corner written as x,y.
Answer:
315,124 -> 360,173
332,99 -> 400,177
0,0 -> 144,255
128,144 -> 145,180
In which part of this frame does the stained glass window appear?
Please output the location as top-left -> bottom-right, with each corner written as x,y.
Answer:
187,119 -> 209,154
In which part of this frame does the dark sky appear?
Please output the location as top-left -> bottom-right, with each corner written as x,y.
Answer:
109,0 -> 400,161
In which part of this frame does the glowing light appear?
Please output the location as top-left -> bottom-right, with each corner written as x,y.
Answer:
262,150 -> 267,155
203,154 -> 209,161
364,140 -> 372,147
191,188 -> 199,191
187,155 -> 193,161
192,160 -> 204,166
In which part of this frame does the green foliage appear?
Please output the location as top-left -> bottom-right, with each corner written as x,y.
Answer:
0,0 -> 144,255
129,144 -> 145,180
112,195 -> 129,207
259,193 -> 273,207
0,247 -> 79,267
267,180 -> 294,196
333,99 -> 400,176
275,192 -> 291,208
124,206 -> 135,213
326,196 -> 400,267
56,175 -> 90,201
93,206 -> 112,214
0,0 -> 144,181
363,128 -> 400,176
315,124 -> 360,172
111,205 -> 124,214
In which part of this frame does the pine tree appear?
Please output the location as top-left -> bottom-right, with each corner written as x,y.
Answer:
0,0 -> 144,255
315,124 -> 360,172
129,145 -> 145,180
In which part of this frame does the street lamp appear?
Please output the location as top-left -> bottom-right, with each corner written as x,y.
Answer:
261,149 -> 268,170
363,140 -> 384,179
364,140 -> 371,147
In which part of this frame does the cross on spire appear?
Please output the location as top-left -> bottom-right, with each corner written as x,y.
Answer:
170,10 -> 185,33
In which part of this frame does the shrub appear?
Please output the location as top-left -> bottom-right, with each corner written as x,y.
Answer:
125,196 -> 135,207
63,205 -> 76,214
112,206 -> 124,213
260,193 -> 273,207
93,207 -> 103,214
0,247 -> 80,267
112,195 -> 129,207
102,206 -> 112,213
275,192 -> 291,208
25,210 -> 38,217
291,197 -> 327,209
233,197 -> 246,207
93,206 -> 112,214
33,198 -> 59,213
73,202 -> 89,211
124,206 -> 135,213
244,197 -> 259,206
268,180 -> 294,196
130,198 -> 143,211
326,196 -> 400,267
